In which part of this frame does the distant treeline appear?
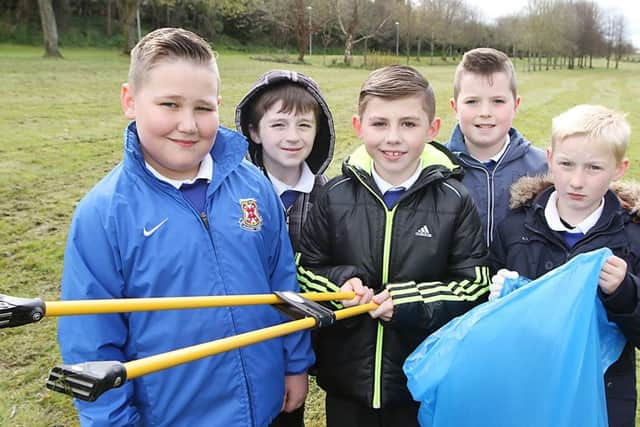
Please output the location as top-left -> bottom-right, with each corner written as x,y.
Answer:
2,0 -> 636,68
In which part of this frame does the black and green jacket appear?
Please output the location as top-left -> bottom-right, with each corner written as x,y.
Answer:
296,142 -> 490,409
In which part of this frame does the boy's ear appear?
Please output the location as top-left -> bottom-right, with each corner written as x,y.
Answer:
513,96 -> 522,113
248,125 -> 261,144
546,147 -> 553,169
613,158 -> 629,181
449,98 -> 457,113
352,114 -> 363,138
428,117 -> 442,141
121,83 -> 136,120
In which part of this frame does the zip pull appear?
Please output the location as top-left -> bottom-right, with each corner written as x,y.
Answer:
199,211 -> 209,229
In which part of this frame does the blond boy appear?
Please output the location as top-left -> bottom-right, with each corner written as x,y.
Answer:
490,105 -> 639,427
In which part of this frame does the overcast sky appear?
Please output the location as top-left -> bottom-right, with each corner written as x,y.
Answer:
465,0 -> 640,49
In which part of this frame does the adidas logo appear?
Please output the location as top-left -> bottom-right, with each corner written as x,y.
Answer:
415,225 -> 432,238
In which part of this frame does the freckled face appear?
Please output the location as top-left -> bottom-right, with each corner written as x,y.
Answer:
249,101 -> 316,184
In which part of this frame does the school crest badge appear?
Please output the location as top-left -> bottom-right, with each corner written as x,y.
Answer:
239,198 -> 262,231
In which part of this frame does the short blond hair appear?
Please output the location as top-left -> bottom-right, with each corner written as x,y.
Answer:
128,27 -> 220,94
358,65 -> 436,122
551,104 -> 630,164
453,48 -> 517,101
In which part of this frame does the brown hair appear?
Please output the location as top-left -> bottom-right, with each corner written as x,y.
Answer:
246,83 -> 320,130
453,48 -> 517,101
358,65 -> 436,122
128,27 -> 219,94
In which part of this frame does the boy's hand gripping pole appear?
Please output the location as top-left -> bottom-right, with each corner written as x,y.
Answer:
46,294 -> 378,402
0,292 -> 355,328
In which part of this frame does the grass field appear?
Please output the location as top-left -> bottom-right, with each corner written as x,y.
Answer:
1,44 -> 640,426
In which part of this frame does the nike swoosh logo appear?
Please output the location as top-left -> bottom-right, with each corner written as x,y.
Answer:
143,218 -> 168,237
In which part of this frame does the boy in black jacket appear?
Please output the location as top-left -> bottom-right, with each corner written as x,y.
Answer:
296,65 -> 490,427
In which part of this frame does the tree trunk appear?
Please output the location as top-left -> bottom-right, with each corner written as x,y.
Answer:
363,38 -> 368,67
343,33 -> 353,65
106,0 -> 112,37
430,37 -> 434,65
117,0 -> 139,54
53,0 -> 69,32
37,0 -> 62,58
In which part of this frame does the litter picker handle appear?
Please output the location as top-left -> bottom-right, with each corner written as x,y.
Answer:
0,292 -> 356,328
0,294 -> 45,328
46,299 -> 378,402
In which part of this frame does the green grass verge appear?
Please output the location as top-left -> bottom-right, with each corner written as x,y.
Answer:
1,44 -> 639,426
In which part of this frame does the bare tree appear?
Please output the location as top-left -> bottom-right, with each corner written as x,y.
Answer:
336,0 -> 391,65
37,0 -> 62,57
611,13 -> 627,69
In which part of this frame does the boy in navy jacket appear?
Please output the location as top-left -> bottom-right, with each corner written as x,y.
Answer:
445,48 -> 547,245
490,105 -> 640,427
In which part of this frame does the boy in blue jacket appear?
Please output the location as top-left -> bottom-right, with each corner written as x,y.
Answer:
297,65 -> 489,427
445,47 -> 547,245
57,28 -> 313,427
490,104 -> 640,427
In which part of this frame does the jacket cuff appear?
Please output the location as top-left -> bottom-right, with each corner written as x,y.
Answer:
599,273 -> 637,314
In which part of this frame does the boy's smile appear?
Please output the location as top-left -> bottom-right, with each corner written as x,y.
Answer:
353,95 -> 440,186
548,135 -> 628,225
451,71 -> 520,160
121,59 -> 221,180
250,101 -> 316,185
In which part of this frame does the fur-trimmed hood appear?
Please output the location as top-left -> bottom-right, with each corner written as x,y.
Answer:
509,174 -> 640,217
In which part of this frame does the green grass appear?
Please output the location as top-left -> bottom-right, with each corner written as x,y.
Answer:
1,44 -> 640,426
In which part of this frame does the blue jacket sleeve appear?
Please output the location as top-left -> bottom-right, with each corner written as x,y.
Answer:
57,200 -> 141,427
264,188 -> 315,375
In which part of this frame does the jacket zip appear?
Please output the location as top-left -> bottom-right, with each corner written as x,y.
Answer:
458,144 -> 511,247
348,167 -> 399,409
185,191 -> 256,426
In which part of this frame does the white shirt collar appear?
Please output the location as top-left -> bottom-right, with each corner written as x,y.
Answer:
372,159 -> 422,194
145,153 -> 213,189
544,190 -> 604,234
267,162 -> 315,197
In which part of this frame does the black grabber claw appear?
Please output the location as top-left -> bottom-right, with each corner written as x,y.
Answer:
46,361 -> 127,402
274,291 -> 336,328
0,294 -> 46,329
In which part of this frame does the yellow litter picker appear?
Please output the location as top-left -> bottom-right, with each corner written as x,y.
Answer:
0,291 -> 376,402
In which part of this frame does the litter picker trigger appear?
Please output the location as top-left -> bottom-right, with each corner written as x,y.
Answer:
274,291 -> 336,328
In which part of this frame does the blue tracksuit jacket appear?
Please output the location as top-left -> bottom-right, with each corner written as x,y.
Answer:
58,122 -> 314,427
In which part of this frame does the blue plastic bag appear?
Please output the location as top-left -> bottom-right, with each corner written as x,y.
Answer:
404,248 -> 626,427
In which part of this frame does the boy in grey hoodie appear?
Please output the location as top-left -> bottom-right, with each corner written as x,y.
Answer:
235,69 -> 335,426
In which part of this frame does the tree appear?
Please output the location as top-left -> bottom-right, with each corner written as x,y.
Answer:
37,0 -> 62,57
336,0 -> 391,65
116,0 -> 140,54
